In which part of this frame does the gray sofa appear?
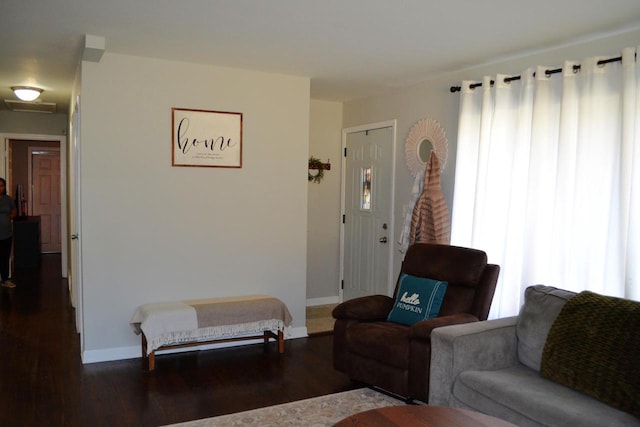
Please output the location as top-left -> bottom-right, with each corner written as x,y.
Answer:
429,285 -> 640,427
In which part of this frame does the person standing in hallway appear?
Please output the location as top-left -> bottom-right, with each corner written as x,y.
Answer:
0,178 -> 17,288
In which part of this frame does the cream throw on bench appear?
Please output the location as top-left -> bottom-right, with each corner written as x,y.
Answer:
130,294 -> 292,355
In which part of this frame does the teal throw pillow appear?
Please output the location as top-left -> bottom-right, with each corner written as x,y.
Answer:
387,274 -> 448,326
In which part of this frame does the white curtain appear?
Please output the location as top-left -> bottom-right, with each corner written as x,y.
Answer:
451,47 -> 640,318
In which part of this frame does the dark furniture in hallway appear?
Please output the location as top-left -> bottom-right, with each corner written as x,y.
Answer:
13,216 -> 40,269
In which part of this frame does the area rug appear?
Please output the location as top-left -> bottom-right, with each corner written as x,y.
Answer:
162,388 -> 405,427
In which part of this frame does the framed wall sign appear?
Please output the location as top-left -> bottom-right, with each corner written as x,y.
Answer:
172,107 -> 243,168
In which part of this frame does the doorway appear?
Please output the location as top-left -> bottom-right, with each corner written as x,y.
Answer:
8,141 -> 62,253
340,121 -> 396,301
2,134 -> 67,277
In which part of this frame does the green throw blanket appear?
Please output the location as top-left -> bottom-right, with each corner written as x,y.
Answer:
541,291 -> 640,418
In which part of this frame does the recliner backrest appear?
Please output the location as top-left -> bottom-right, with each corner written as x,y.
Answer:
396,243 -> 498,320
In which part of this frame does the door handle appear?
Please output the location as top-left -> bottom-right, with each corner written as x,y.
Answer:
71,234 -> 79,240
379,237 -> 388,243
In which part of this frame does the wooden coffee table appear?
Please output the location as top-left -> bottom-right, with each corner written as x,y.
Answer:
334,405 -> 518,427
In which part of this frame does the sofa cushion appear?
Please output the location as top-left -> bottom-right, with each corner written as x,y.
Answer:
516,285 -> 575,371
541,290 -> 640,418
387,274 -> 447,325
452,365 -> 640,427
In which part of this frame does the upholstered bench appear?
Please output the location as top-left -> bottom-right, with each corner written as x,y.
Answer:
130,294 -> 292,371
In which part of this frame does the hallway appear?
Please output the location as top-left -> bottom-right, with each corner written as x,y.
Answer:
0,254 -> 82,425
0,255 -> 354,426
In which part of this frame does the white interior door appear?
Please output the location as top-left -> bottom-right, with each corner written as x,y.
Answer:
70,98 -> 84,348
342,124 -> 395,301
30,148 -> 62,253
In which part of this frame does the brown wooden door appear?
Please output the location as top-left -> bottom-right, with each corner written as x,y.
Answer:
31,150 -> 61,253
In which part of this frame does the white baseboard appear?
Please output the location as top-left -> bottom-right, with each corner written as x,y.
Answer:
306,296 -> 340,307
81,326 -> 309,364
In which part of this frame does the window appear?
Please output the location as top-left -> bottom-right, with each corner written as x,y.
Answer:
361,167 -> 372,211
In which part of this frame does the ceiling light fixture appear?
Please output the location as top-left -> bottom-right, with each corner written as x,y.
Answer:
11,86 -> 43,102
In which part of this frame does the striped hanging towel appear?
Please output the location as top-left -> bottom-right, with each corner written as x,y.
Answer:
409,152 -> 450,245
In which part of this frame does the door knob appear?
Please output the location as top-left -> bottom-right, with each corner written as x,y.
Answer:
379,237 -> 388,243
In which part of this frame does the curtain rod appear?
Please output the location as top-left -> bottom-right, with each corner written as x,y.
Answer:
449,55 -> 625,93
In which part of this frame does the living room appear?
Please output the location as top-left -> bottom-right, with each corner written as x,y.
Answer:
1,2 -> 639,426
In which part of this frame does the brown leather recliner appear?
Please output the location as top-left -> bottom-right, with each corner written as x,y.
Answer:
332,243 -> 500,403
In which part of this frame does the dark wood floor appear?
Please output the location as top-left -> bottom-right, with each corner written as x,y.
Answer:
0,254 -> 358,427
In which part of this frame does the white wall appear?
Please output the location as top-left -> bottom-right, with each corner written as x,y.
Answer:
343,28 -> 640,277
79,53 -> 310,361
306,100 -> 343,304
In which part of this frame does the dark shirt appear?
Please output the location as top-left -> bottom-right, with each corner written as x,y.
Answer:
0,195 -> 16,240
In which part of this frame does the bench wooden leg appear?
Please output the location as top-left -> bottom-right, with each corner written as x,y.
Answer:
148,351 -> 156,371
142,334 -> 147,358
142,334 -> 156,371
278,330 -> 284,354
262,330 -> 284,354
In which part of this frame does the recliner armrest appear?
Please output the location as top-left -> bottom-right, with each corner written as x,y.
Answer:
409,313 -> 479,341
428,316 -> 519,406
332,295 -> 394,320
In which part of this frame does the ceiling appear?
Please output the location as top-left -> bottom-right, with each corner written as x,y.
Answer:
2,0 -> 640,113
